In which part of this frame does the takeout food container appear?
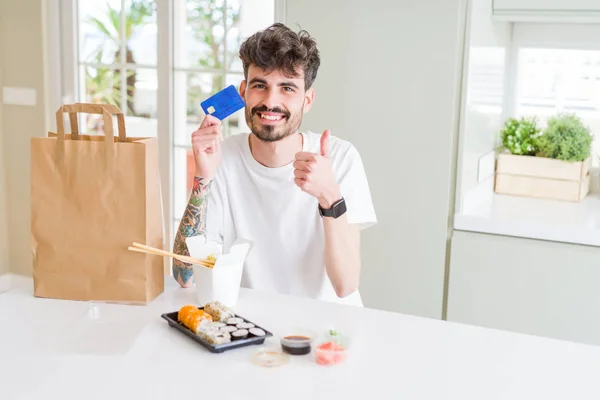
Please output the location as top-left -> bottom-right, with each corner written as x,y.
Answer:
315,341 -> 349,365
162,301 -> 272,353
185,236 -> 252,308
314,330 -> 351,366
279,327 -> 316,356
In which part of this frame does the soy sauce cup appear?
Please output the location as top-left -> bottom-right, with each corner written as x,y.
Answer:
279,328 -> 316,356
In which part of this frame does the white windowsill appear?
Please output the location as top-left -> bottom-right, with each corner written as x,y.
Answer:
454,176 -> 600,247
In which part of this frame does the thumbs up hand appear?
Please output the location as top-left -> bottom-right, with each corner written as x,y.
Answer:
320,128 -> 330,157
293,129 -> 342,208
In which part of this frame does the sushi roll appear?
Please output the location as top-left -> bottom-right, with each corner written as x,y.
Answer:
178,306 -> 213,333
177,305 -> 197,323
206,322 -> 226,329
220,325 -> 238,334
198,325 -> 231,345
199,331 -> 231,345
231,329 -> 249,340
209,335 -> 231,345
226,317 -> 243,325
204,301 -> 235,322
189,311 -> 213,333
237,322 -> 255,330
249,328 -> 266,337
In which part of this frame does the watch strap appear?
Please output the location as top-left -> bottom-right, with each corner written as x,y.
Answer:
319,197 -> 347,218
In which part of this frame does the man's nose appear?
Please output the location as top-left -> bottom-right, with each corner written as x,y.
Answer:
261,88 -> 281,110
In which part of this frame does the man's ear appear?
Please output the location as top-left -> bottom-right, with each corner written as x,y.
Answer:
303,87 -> 315,113
239,80 -> 247,101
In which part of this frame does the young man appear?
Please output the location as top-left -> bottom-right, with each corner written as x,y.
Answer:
172,23 -> 376,306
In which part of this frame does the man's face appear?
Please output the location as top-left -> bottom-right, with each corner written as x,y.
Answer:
239,65 -> 314,142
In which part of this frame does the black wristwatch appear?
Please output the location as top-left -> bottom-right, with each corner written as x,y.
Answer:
319,197 -> 347,219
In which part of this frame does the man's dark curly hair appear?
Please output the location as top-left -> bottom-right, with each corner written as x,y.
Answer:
238,23 -> 321,90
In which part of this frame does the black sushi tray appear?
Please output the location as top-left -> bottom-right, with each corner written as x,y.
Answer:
161,308 -> 273,353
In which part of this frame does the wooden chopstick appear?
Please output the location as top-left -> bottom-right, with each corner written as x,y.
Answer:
129,242 -> 215,268
127,246 -> 209,267
128,246 -> 214,269
132,242 -> 210,264
132,242 -> 215,267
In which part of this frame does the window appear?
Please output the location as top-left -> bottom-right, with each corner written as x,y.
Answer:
511,24 -> 600,167
57,0 -> 276,244
466,47 -> 505,114
77,0 -> 158,138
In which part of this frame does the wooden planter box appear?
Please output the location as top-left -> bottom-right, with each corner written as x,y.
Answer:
494,153 -> 591,202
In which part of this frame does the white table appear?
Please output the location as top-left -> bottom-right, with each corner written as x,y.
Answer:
1,274 -> 600,399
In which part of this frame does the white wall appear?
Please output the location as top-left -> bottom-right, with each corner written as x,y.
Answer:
455,0 -> 512,211
0,59 -> 8,276
0,0 -> 48,276
447,230 -> 600,346
285,0 -> 467,318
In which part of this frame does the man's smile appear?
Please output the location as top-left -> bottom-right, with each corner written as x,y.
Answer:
257,111 -> 286,124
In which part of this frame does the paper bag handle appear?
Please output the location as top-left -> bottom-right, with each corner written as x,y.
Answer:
55,103 -> 127,143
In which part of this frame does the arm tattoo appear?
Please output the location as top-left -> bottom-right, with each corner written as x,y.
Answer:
172,176 -> 211,287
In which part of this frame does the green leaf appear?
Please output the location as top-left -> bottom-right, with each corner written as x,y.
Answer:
499,116 -> 541,156
535,113 -> 593,162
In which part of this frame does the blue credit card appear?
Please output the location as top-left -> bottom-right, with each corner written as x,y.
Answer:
200,85 -> 245,120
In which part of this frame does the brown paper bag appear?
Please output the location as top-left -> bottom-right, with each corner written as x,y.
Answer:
30,103 -> 164,304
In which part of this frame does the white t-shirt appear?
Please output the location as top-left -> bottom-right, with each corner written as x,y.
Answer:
205,131 -> 377,307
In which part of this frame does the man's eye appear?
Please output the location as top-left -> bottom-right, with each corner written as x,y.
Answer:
283,87 -> 294,92
254,84 -> 265,89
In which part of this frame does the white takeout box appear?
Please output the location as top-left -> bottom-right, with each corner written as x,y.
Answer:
185,236 -> 252,308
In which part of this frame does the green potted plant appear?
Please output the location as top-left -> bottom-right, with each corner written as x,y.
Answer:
495,113 -> 593,202
535,113 -> 593,162
499,116 -> 541,156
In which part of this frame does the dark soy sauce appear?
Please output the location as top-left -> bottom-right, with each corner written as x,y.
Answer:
281,335 -> 312,355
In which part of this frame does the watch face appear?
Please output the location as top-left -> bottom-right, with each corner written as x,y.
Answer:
331,198 -> 346,218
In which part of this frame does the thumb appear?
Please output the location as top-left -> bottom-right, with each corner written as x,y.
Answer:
320,129 -> 330,157
200,114 -> 221,129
